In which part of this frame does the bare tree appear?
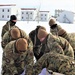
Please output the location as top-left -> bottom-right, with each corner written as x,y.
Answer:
34,4 -> 41,23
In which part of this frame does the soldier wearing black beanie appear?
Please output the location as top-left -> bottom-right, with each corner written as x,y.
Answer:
10,15 -> 17,25
1,15 -> 18,38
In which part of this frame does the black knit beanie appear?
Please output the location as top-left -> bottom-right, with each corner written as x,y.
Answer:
10,15 -> 17,20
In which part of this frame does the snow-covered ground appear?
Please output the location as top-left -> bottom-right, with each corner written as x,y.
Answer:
0,21 -> 75,75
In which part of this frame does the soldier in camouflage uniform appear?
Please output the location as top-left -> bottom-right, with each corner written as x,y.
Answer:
1,15 -> 17,38
49,18 -> 75,40
58,29 -> 75,59
32,52 -> 75,75
1,38 -> 34,75
1,27 -> 31,49
37,29 -> 74,59
49,18 -> 63,35
29,25 -> 46,60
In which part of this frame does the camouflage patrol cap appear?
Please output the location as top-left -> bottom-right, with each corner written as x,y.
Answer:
36,25 -> 46,31
37,29 -> 48,42
16,38 -> 28,52
10,28 -> 20,39
35,26 -> 46,35
49,18 -> 56,26
38,26 -> 46,31
58,29 -> 66,36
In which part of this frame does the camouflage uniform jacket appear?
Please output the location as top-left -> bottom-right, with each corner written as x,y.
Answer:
1,29 -> 30,49
1,21 -> 17,38
44,34 -> 74,59
32,52 -> 75,75
68,33 -> 75,39
50,25 -> 62,35
60,33 -> 75,54
2,40 -> 34,75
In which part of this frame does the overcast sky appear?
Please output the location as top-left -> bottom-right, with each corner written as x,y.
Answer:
0,0 -> 75,15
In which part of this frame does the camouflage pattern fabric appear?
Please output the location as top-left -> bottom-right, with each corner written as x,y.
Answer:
1,28 -> 30,49
50,25 -> 62,36
68,33 -> 75,52
59,32 -> 75,59
1,21 -> 17,39
29,27 -> 46,60
69,33 -> 75,39
32,52 -> 75,75
1,40 -> 34,75
67,33 -> 75,51
50,24 -> 75,58
44,34 -> 74,59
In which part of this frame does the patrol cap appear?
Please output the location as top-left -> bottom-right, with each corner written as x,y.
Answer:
49,18 -> 56,26
36,25 -> 46,31
37,29 -> 48,42
58,29 -> 66,36
38,26 -> 46,31
16,38 -> 28,52
10,28 -> 20,39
